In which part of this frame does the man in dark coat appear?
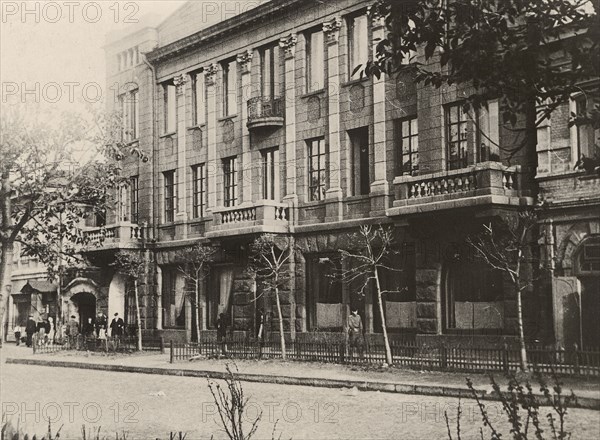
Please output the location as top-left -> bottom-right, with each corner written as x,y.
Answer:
110,313 -> 124,337
25,315 -> 36,347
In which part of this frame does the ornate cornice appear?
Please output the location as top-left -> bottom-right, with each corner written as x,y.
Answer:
173,74 -> 187,94
204,63 -> 219,85
236,50 -> 253,74
323,17 -> 342,44
279,33 -> 298,58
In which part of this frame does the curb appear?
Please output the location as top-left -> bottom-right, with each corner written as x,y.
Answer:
6,357 -> 599,410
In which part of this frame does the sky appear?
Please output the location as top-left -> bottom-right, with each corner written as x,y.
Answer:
0,0 -> 187,113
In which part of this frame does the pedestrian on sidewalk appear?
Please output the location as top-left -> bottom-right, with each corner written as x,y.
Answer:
13,324 -> 22,346
216,312 -> 228,356
348,309 -> 364,360
37,316 -> 48,347
25,315 -> 36,347
66,315 -> 79,348
47,316 -> 55,346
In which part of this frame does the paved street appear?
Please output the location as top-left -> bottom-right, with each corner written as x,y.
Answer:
1,358 -> 599,440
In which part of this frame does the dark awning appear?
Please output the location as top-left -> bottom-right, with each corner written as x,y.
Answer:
20,280 -> 57,294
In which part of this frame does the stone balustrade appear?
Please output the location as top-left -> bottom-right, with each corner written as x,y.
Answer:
207,200 -> 290,238
83,222 -> 144,250
388,162 -> 531,217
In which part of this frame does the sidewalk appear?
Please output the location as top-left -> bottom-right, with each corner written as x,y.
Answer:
3,344 -> 599,409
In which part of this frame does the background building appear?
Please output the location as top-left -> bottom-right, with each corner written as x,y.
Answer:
36,0 -> 596,348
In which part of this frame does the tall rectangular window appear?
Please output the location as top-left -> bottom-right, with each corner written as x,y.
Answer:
192,163 -> 206,218
306,29 -> 324,91
130,89 -> 139,140
308,138 -> 327,201
349,127 -> 370,195
164,82 -> 177,134
222,59 -> 237,117
192,70 -> 206,126
348,14 -> 368,80
163,170 -> 176,223
130,176 -> 139,224
445,103 -> 469,170
262,147 -> 280,200
261,43 -> 280,98
396,117 -> 419,176
574,95 -> 600,161
120,90 -> 139,141
223,156 -> 237,207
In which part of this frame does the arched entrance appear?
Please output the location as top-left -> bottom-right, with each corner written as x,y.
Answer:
71,292 -> 96,328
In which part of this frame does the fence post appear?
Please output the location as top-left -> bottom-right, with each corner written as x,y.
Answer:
32,335 -> 36,354
339,343 -> 345,364
170,340 -> 174,364
502,343 -> 509,373
573,343 -> 580,375
160,336 -> 165,354
440,346 -> 447,370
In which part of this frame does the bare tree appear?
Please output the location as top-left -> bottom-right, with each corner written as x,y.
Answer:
338,224 -> 405,366
112,251 -> 146,351
466,211 -> 539,371
249,234 -> 293,360
176,243 -> 217,341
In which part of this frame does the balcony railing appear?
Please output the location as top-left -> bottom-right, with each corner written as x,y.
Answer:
247,96 -> 284,130
83,222 -> 144,250
207,200 -> 290,238
387,162 -> 531,217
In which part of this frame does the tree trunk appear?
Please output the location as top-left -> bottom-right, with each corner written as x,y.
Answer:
134,279 -> 142,351
516,288 -> 528,371
274,278 -> 286,359
195,279 -> 201,343
0,240 -> 14,346
374,266 -> 393,365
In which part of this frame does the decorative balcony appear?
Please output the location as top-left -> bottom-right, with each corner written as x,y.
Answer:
387,162 -> 533,217
82,222 -> 144,251
246,96 -> 284,130
206,200 -> 290,238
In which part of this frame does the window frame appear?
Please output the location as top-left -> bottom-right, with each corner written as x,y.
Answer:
163,81 -> 177,134
163,170 -> 176,223
305,27 -> 325,92
445,102 -> 469,171
130,175 -> 139,224
223,156 -> 238,207
396,116 -> 419,176
347,12 -> 369,80
192,163 -> 206,219
260,42 -> 280,99
222,59 -> 238,117
191,70 -> 206,126
262,147 -> 280,201
307,137 -> 327,201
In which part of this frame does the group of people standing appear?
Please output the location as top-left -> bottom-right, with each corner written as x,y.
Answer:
13,315 -> 56,347
13,311 -> 127,347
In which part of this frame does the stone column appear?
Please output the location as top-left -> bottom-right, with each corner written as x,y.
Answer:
237,50 -> 254,205
205,64 -> 219,211
174,74 -> 188,239
323,17 -> 343,222
155,266 -> 163,330
280,34 -> 298,217
369,9 -> 390,216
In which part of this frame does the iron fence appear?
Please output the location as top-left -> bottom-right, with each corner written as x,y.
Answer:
32,334 -> 164,354
169,338 -> 600,377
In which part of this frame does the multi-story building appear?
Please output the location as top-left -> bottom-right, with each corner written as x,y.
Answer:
64,0 -> 597,348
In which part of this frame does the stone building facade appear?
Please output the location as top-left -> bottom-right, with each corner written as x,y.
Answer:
66,0 -> 597,347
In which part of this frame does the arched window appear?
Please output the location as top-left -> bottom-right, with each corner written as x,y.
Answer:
444,259 -> 504,331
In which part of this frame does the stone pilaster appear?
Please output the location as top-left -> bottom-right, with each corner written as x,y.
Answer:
323,17 -> 343,222
174,74 -> 188,238
237,50 -> 254,205
205,64 -> 219,210
280,34 -> 298,220
369,10 -> 390,216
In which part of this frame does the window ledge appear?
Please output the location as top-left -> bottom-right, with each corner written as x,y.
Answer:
218,115 -> 237,122
160,132 -> 176,139
341,77 -> 369,88
187,124 -> 206,131
300,88 -> 326,99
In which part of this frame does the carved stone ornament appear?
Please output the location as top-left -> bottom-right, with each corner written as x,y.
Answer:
173,74 -> 187,94
367,5 -> 385,29
236,50 -> 253,73
323,17 -> 342,44
204,63 -> 219,85
279,33 -> 298,58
